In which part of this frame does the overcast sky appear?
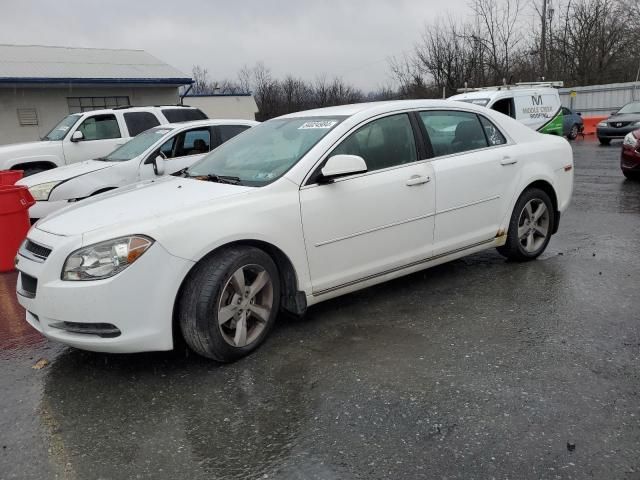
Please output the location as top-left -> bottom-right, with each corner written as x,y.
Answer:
1,0 -> 471,91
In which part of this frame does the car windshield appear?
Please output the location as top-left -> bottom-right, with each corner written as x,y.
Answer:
456,98 -> 490,107
187,116 -> 345,186
103,127 -> 173,162
43,114 -> 81,141
617,102 -> 640,114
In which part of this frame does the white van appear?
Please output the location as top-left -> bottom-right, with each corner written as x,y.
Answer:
449,82 -> 564,136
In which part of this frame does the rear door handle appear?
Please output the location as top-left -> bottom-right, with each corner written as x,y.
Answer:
500,156 -> 518,166
406,175 -> 431,186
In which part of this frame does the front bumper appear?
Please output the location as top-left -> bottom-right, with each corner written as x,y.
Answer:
15,228 -> 194,353
621,145 -> 640,171
597,126 -> 640,139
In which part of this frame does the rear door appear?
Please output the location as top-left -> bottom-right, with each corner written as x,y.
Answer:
299,113 -> 436,294
418,110 -> 519,255
63,113 -> 126,164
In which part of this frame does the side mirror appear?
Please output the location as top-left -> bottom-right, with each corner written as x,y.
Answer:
71,131 -> 84,142
152,155 -> 166,176
319,154 -> 367,182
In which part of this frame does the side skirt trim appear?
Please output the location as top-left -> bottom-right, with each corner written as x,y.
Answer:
312,237 -> 495,297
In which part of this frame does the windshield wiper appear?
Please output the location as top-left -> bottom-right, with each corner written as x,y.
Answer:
204,174 -> 241,185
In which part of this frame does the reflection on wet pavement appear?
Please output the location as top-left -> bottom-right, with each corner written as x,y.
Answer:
0,272 -> 46,353
1,138 -> 639,479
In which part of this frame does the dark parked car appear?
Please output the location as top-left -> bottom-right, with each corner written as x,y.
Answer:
597,101 -> 640,145
620,129 -> 640,180
562,107 -> 584,140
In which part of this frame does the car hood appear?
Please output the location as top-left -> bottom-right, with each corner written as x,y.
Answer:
0,141 -> 63,166
606,113 -> 640,122
35,176 -> 255,237
16,160 -> 115,187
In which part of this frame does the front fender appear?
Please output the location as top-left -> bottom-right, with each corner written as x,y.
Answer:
4,154 -> 63,170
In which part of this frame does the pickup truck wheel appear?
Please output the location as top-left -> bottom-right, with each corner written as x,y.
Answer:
497,188 -> 554,261
178,246 -> 280,362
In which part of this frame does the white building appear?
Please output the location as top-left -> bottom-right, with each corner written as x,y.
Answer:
183,94 -> 259,121
0,44 -> 192,145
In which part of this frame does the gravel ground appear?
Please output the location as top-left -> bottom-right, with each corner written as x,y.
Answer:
0,138 -> 638,480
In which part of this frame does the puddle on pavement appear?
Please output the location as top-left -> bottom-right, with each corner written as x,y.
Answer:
0,271 -> 47,353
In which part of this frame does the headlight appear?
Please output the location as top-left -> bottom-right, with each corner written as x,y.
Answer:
623,132 -> 638,147
597,122 -> 607,128
62,235 -> 154,281
29,181 -> 60,201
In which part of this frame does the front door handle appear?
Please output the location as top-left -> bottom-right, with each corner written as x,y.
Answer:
406,175 -> 431,186
500,156 -> 518,166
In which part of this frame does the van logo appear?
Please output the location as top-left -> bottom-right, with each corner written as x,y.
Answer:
531,95 -> 543,106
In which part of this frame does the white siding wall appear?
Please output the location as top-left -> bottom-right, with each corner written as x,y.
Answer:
0,85 -> 179,145
559,82 -> 640,116
184,96 -> 258,121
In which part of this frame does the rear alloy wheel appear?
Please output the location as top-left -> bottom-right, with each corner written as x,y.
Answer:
498,188 -> 554,261
178,247 -> 280,362
567,124 -> 579,140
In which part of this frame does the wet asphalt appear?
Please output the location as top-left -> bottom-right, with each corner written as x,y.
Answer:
1,138 -> 639,480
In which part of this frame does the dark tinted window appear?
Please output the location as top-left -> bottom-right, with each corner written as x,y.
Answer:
77,114 -> 121,140
161,108 -> 207,123
124,112 -> 161,136
218,124 -> 250,143
419,111 -> 488,156
492,98 -> 515,118
478,115 -> 507,146
331,114 -> 417,172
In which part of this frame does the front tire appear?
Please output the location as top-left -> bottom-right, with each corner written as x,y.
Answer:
178,246 -> 280,362
623,170 -> 640,181
497,188 -> 555,261
567,124 -> 579,140
598,137 -> 611,145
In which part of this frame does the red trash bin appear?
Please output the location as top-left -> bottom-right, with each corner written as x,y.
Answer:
0,170 -> 24,185
0,185 -> 35,272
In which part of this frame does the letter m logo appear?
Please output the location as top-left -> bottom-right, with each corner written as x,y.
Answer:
532,95 -> 543,106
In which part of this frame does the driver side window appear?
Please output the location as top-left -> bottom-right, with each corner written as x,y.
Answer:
331,114 -> 417,172
76,114 -> 121,140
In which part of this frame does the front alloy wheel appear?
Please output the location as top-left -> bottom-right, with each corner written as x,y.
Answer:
179,246 -> 280,362
517,199 -> 550,254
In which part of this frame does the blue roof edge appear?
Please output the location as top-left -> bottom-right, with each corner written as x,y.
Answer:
0,77 -> 194,85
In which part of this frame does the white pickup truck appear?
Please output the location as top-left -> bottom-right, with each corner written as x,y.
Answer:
0,105 -> 207,176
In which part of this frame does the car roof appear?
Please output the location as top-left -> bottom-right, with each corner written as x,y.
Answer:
279,99 -> 490,119
74,105 -> 203,116
162,119 -> 259,129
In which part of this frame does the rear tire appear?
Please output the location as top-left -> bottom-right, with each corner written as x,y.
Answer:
598,137 -> 611,145
178,246 -> 280,362
567,124 -> 579,140
497,188 -> 555,261
623,170 -> 640,181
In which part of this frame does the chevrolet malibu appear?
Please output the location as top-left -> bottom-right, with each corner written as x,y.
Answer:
16,100 -> 574,362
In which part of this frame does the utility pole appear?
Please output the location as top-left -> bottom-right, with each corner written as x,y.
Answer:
541,0 -> 548,79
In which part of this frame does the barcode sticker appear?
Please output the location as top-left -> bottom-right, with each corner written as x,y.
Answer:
298,120 -> 338,130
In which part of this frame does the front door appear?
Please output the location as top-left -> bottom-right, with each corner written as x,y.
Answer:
63,113 -> 125,164
300,113 -> 436,294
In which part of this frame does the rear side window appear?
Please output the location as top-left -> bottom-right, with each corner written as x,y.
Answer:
218,124 -> 250,143
478,115 -> 507,146
77,114 -> 121,140
331,114 -> 417,172
124,112 -> 161,136
161,108 -> 207,123
419,111 -> 488,156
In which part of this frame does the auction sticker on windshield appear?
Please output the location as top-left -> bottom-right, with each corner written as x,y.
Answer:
299,120 -> 338,129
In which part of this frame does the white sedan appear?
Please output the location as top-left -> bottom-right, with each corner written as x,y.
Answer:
16,100 -> 573,362
16,119 -> 257,221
